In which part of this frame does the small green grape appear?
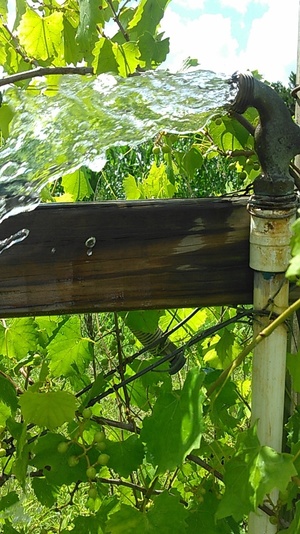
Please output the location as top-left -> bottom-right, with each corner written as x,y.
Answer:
0,448 -> 6,457
161,144 -> 171,154
88,486 -> 98,500
152,146 -> 160,155
68,455 -> 79,467
253,162 -> 260,170
57,441 -> 69,454
269,516 -> 277,525
214,118 -> 222,125
94,431 -> 105,443
33,354 -> 42,365
86,466 -> 97,480
82,407 -> 92,419
97,453 -> 110,466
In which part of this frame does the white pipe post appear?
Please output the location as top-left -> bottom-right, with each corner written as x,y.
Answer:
248,208 -> 295,534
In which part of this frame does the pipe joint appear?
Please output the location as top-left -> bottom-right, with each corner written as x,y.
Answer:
248,208 -> 296,272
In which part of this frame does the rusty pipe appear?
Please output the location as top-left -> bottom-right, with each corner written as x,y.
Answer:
230,72 -> 300,197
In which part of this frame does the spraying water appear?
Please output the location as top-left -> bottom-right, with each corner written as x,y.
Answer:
0,68 -> 233,251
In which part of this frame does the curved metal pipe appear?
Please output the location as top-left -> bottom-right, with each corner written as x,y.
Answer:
230,72 -> 300,196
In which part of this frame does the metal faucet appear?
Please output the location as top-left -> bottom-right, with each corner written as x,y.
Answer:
230,72 -> 300,197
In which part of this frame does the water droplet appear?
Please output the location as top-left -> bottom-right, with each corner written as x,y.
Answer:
0,228 -> 30,254
51,247 -> 56,254
85,236 -> 96,248
87,249 -> 93,257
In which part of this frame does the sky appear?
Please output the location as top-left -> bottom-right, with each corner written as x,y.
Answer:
160,0 -> 299,84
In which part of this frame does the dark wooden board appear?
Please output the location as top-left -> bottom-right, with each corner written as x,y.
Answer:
0,197 -> 252,316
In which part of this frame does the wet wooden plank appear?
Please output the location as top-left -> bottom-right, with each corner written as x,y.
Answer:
0,197 -> 252,316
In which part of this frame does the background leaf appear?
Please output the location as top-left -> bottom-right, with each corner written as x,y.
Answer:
19,390 -> 77,429
18,9 -> 63,62
216,426 -> 296,521
0,318 -> 38,360
141,369 -> 204,471
105,435 -> 145,477
47,316 -> 92,376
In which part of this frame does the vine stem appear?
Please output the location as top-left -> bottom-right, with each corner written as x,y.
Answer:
106,0 -> 130,41
206,297 -> 300,398
0,66 -> 93,87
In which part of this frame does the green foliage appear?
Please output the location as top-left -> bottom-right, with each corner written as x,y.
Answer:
287,218 -> 300,283
0,0 -> 169,79
19,390 -> 77,430
124,162 -> 177,199
18,9 -> 64,62
141,369 -> 204,472
216,425 -> 296,521
0,1 -> 298,531
106,491 -> 189,534
105,435 -> 144,477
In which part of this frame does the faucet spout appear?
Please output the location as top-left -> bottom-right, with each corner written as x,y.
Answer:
230,72 -> 300,196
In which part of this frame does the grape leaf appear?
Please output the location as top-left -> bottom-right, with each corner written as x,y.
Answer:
105,435 -> 145,477
216,425 -> 296,521
106,504 -> 148,533
65,497 -> 119,533
283,501 -> 300,533
2,523 -> 20,534
76,0 -> 104,60
31,477 -> 58,507
63,15 -> 81,65
208,115 -> 254,153
92,37 -> 119,75
105,491 -> 189,534
138,31 -> 169,68
0,318 -> 38,360
47,316 -> 92,376
141,369 -> 205,472
0,401 -> 11,426
19,390 -> 77,429
0,24 -> 8,66
287,353 -> 300,391
66,515 -> 104,534
0,103 -> 14,139
185,493 -> 235,534
0,0 -> 7,22
0,491 -> 18,512
147,491 -> 188,533
125,310 -> 162,333
0,374 -> 18,412
12,422 -> 28,486
182,145 -> 203,179
18,8 -> 63,62
123,174 -> 141,199
61,168 -> 93,201
144,162 -> 176,198
113,42 -> 141,77
13,0 -> 26,30
128,0 -> 170,38
30,433 -> 90,486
